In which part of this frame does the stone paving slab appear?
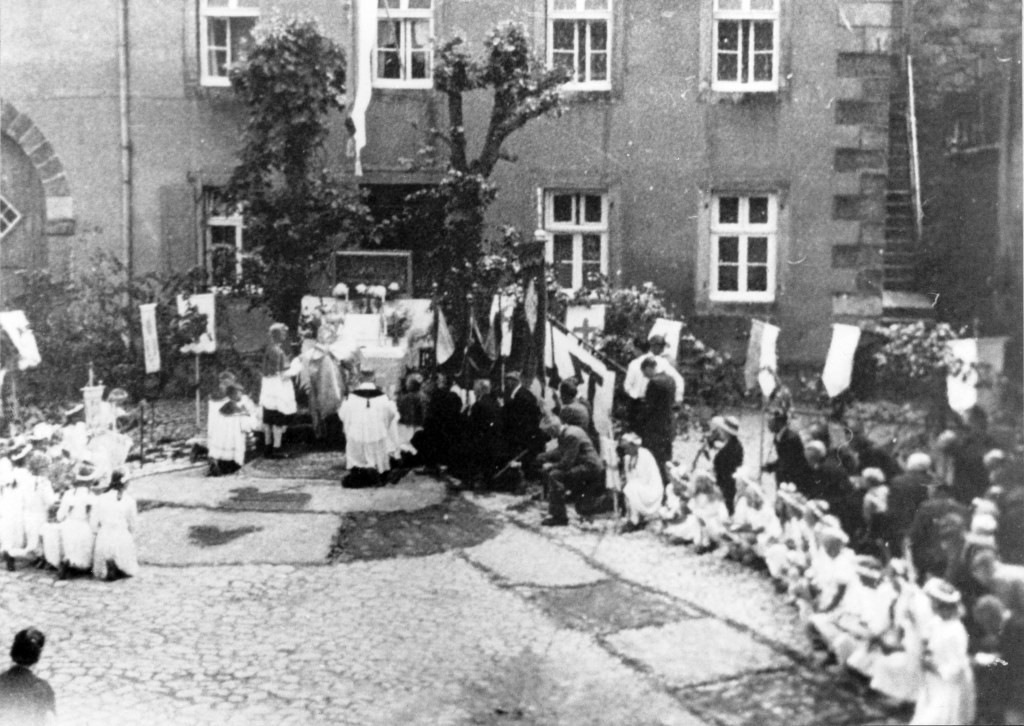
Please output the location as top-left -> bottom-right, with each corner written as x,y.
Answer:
463,527 -> 609,587
0,556 -> 708,726
138,509 -> 338,565
520,579 -> 703,635
603,619 -> 791,688
682,668 -> 891,726
132,471 -> 446,513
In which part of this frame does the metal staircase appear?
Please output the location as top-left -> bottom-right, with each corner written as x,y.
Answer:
882,77 -> 918,290
881,57 -> 934,317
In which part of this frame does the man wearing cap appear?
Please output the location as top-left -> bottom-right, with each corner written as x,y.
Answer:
503,371 -> 544,478
710,415 -> 744,514
339,366 -> 399,488
0,627 -> 56,726
537,415 -> 605,526
623,335 -> 684,427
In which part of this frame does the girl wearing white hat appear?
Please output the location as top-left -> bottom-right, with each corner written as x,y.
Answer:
55,463 -> 99,579
911,578 -> 975,725
617,433 -> 664,532
91,470 -> 139,581
6,452 -> 56,569
0,452 -> 24,571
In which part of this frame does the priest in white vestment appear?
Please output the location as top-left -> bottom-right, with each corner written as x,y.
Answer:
339,366 -> 399,484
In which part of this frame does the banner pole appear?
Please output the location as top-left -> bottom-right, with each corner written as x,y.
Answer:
10,369 -> 18,425
758,399 -> 766,486
194,354 -> 201,431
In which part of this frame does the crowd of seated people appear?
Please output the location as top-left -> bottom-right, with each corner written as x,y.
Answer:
646,404 -> 1022,726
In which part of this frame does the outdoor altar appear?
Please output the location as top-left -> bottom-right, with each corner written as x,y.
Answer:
299,294 -> 433,396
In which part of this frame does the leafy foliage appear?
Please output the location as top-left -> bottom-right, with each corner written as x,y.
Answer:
873,320 -> 966,383
226,13 -> 372,323
11,253 -> 207,405
422,22 -> 570,333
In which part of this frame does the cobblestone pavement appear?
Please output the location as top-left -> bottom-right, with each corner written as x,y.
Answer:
0,446 -> 905,725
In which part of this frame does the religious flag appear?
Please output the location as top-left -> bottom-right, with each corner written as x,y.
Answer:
435,307 -> 455,365
524,279 -> 538,334
548,322 -> 616,439
0,311 -> 41,370
975,336 -> 1008,413
349,0 -> 377,176
947,338 -> 979,413
139,303 -> 161,374
648,318 -> 684,363
176,294 -> 216,354
566,304 -> 606,346
471,316 -> 492,361
492,294 -> 515,357
821,323 -> 861,398
482,312 -> 498,360
744,319 -> 780,398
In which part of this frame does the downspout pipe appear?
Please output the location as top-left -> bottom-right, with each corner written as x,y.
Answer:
117,0 -> 133,279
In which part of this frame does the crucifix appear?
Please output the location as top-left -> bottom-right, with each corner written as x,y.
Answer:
572,317 -> 597,346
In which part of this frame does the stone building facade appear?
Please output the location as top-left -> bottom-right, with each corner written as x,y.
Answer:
0,0 -> 936,362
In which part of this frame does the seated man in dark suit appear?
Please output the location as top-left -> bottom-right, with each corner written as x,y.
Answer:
503,370 -> 545,478
538,415 -> 605,527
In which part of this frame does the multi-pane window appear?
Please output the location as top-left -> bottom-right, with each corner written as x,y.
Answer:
199,0 -> 259,87
712,0 -> 779,92
0,195 -> 21,241
544,191 -> 608,290
710,194 -> 777,302
548,0 -> 611,90
205,191 -> 248,289
375,0 -> 433,88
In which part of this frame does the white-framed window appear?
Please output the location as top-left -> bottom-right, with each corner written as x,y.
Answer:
710,193 -> 777,302
204,191 -> 247,289
712,0 -> 779,93
547,0 -> 612,91
199,0 -> 259,87
375,0 -> 433,88
0,195 -> 22,241
544,191 -> 608,290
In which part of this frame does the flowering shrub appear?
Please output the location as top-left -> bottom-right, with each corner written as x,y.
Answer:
873,321 -> 967,383
385,306 -> 412,342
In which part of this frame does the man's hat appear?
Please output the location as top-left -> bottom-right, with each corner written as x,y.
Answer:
711,415 -> 740,438
923,577 -> 962,606
74,462 -> 99,484
504,370 -> 522,382
29,423 -> 52,443
8,440 -> 32,463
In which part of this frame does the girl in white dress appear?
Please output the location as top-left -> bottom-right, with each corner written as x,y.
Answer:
0,454 -> 24,571
8,451 -> 56,567
259,323 -> 301,458
91,470 -> 139,581
665,472 -> 729,551
618,433 -> 665,530
56,463 -> 99,579
911,578 -> 976,725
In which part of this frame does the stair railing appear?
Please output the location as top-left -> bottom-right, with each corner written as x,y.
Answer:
906,54 -> 924,242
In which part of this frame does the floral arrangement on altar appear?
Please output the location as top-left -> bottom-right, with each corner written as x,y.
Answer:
333,281 -> 403,313
385,305 -> 412,344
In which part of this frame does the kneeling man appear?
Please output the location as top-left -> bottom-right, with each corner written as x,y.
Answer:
538,415 -> 605,527
339,365 -> 398,487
